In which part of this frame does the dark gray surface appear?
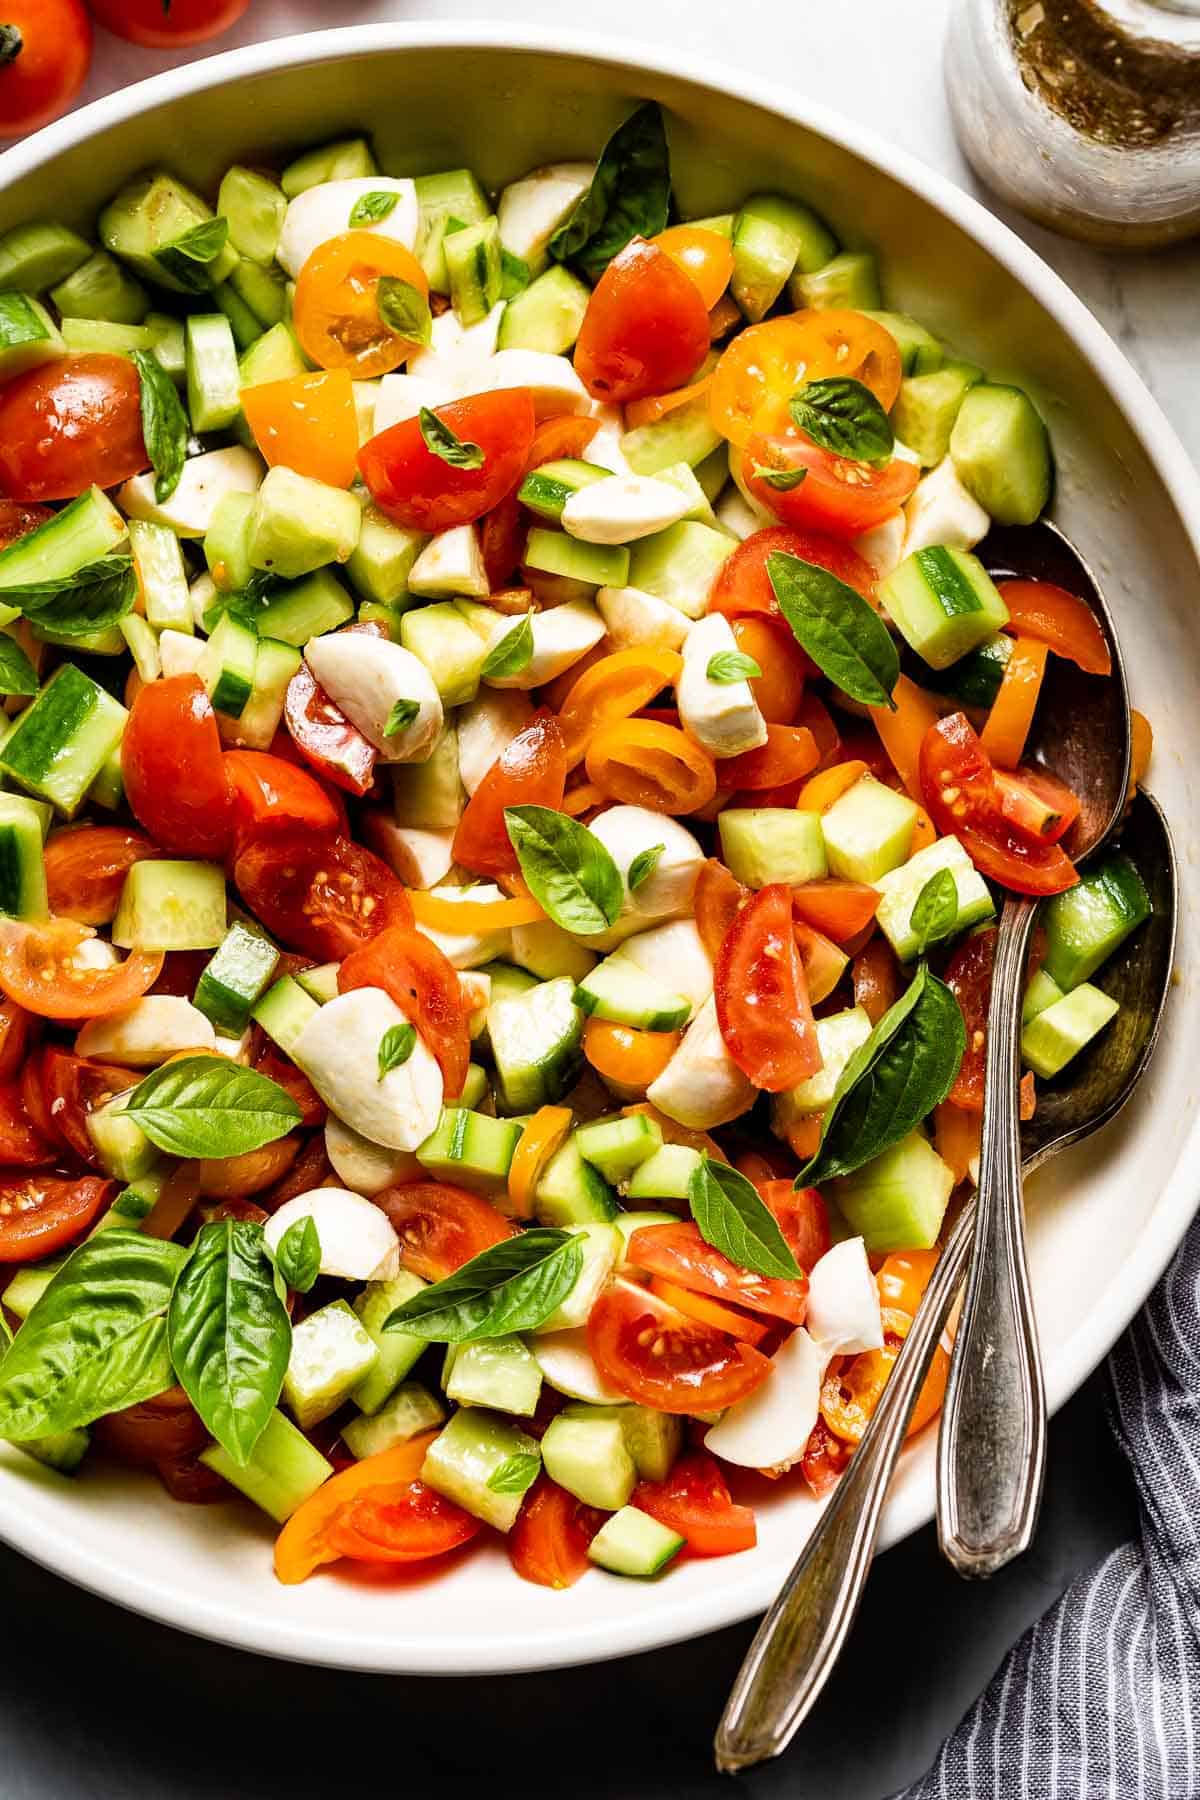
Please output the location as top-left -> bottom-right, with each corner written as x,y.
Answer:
0,1368 -> 1136,1800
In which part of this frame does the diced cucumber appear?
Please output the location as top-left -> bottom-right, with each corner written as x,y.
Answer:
346,506 -> 426,607
718,808 -> 828,888
0,665 -> 127,819
212,278 -> 262,353
0,485 -> 126,593
416,1106 -> 522,1195
0,220 -> 89,293
51,250 -> 149,323
0,291 -> 64,380
0,794 -> 48,918
499,265 -> 591,354
238,318 -> 306,392
100,171 -> 235,291
518,459 -> 610,523
16,1429 -> 90,1474
86,1091 -> 159,1183
537,1222 -> 622,1332
626,520 -> 731,618
1022,968 -> 1064,1025
536,1136 -> 618,1226
257,567 -> 355,645
2,1259 -> 63,1321
509,919 -> 597,985
197,610 -> 258,719
98,1174 -> 162,1232
87,744 -> 125,812
146,312 -> 186,382
252,974 -> 319,1057
130,520 -> 191,632
863,311 -> 944,375
445,216 -> 503,327
200,1409 -> 332,1522
874,834 -> 996,961
443,1334 -> 543,1416
248,466 -> 361,580
60,316 -> 160,358
400,602 -> 489,708
421,1407 -> 540,1532
542,1404 -> 637,1510
791,250 -> 881,312
892,365 -> 983,468
622,391 -> 723,477
294,962 -> 340,1005
574,1113 -> 664,1184
576,954 -> 691,1032
283,1299 -> 377,1430
1021,981 -> 1119,1079
112,859 -> 227,951
413,168 -> 490,292
391,723 -> 462,830
523,528 -> 629,592
950,383 -> 1053,526
621,1406 -> 683,1482
229,258 -> 289,330
193,921 -> 279,1035
834,1131 -> 954,1252
218,166 -> 287,265
281,137 -> 378,199
820,777 -> 919,884
882,547 -> 1010,670
588,1505 -> 683,1576
1042,854 -> 1151,990
918,633 -> 1013,710
204,491 -> 255,593
342,1382 -> 445,1459
731,193 -> 837,322
489,975 -> 584,1115
228,637 -> 301,751
772,1006 -> 874,1130
624,1144 -> 702,1205
351,1272 -> 429,1414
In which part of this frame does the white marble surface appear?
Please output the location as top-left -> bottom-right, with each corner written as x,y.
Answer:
67,0 -> 1200,468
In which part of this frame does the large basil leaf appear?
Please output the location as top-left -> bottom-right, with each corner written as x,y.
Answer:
768,551 -> 899,710
123,1055 -> 302,1158
132,349 -> 188,503
168,1219 -> 291,1466
548,102 -> 672,281
800,962 -> 966,1185
789,377 -> 894,466
384,1229 -> 583,1342
0,1232 -> 185,1440
688,1156 -> 802,1280
4,553 -> 137,640
504,805 -> 623,935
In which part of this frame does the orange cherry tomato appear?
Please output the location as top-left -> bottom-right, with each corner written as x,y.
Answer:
628,1219 -> 808,1323
792,878 -> 880,943
523,414 -> 601,470
0,0 -> 91,140
729,615 -> 811,724
721,725 -> 820,792
650,225 -> 735,309
508,1476 -> 606,1589
407,890 -> 544,933
996,578 -> 1112,676
623,373 -> 713,433
507,1105 -> 573,1219
556,647 -> 683,765
852,934 -> 900,1026
586,718 -> 716,815
710,522 -> 877,617
372,1180 -> 515,1282
0,920 -> 162,1021
714,883 -> 821,1091
274,1434 -> 439,1584
588,1275 -> 773,1414
647,1276 -> 769,1347
933,1098 -> 981,1185
242,370 -> 359,489
122,675 -> 234,859
574,238 -> 710,406
0,354 -> 146,502
43,826 -> 162,926
710,310 -> 903,449
583,1018 -> 681,1089
224,748 -> 344,853
292,231 -> 430,377
86,0 -> 249,46
0,1173 -> 114,1264
233,830 -> 412,962
339,925 -> 471,1101
820,1307 -> 911,1444
452,710 -> 567,877
877,1248 -> 939,1318
744,401 -> 920,538
796,758 -> 871,814
359,389 -> 536,533
979,636 -> 1049,770
196,1137 -> 302,1201
633,1451 -> 757,1556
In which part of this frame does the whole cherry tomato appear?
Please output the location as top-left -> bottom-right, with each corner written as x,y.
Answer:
122,675 -> 234,859
0,0 -> 90,139
86,0 -> 250,47
574,238 -> 710,406
0,354 -> 147,502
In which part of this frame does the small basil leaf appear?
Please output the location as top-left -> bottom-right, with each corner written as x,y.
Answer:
377,276 -> 432,348
383,1229 -> 583,1342
627,843 -> 665,893
132,349 -> 188,504
21,555 -> 137,641
789,377 -> 895,466
706,649 -> 761,685
910,867 -> 959,956
688,1156 -> 802,1280
384,697 -> 421,737
751,462 -> 807,492
168,1220 -> 291,1466
0,632 -> 38,697
273,1216 -> 320,1294
768,551 -> 899,710
378,1022 -> 417,1079
548,101 -> 672,280
349,189 -> 400,227
153,216 -> 230,292
481,613 -> 534,679
504,805 -> 623,935
487,1451 -> 541,1495
419,406 -> 484,470
0,1232 -> 186,1440
122,1055 -> 302,1159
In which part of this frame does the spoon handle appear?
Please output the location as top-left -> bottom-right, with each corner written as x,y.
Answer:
937,893 -> 1047,1578
714,1203 -> 976,1773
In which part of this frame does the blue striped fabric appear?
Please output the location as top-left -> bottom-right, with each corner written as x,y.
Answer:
900,1219 -> 1200,1798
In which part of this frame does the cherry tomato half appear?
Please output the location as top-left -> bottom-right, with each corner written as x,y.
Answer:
0,354 -> 147,502
43,826 -> 162,926
649,226 -> 735,310
339,926 -> 471,1102
372,1180 -> 515,1282
625,1220 -> 808,1323
242,369 -> 359,488
709,524 -> 877,617
508,1476 -> 606,1589
710,310 -> 903,450
0,1173 -> 114,1264
919,712 -> 1078,896
224,748 -> 344,853
0,919 -> 162,1021
283,659 -> 378,798
587,1275 -> 773,1414
574,238 -> 710,406
39,1046 -> 139,1165
359,389 -> 536,533
0,0 -> 91,139
292,233 -> 431,379
743,405 -> 919,538
326,1479 -> 480,1565
714,883 -> 821,1091
452,710 -> 567,877
0,1081 -> 53,1168
633,1451 -> 757,1556
233,829 -> 412,962
122,675 -> 234,859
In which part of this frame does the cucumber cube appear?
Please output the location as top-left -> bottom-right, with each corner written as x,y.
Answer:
0,291 -> 64,380
252,975 -> 319,1057
443,1335 -> 543,1417
194,920 -> 280,1035
834,1131 -> 954,1252
0,794 -> 48,918
445,216 -> 503,326
200,1409 -> 332,1522
588,1505 -> 684,1577
950,383 -> 1053,527
414,167 -> 490,291
247,466 -> 361,581
197,610 -> 259,719
820,777 -> 919,884
789,251 -> 881,313
574,1113 -> 664,1184
489,975 -> 584,1116
873,834 -> 995,961
204,492 -> 255,593
295,962 -> 340,1004
1042,854 -> 1151,991
186,313 -> 241,434
623,1144 -> 702,1205
575,955 -> 690,1031
257,567 -> 356,645
518,458 -> 609,523
1021,968 -> 1064,1025
621,394 -> 723,477
2,1259 -> 63,1321
341,1382 -> 445,1460
523,528 -> 629,592
346,506 -> 426,607
881,548 -> 1010,671
230,637 -> 302,751
112,859 -> 227,951
542,1405 -> 637,1510
620,1406 -> 683,1482
283,1299 -> 378,1429
0,665 -> 127,818
416,1106 -> 522,1194
400,602 -> 490,707
218,166 -> 286,266
508,919 -> 597,984
86,1091 -> 160,1183
130,519 -> 191,632
0,220 -> 90,293
626,520 -> 732,619
863,311 -> 944,376
281,137 -> 377,199
499,266 -> 590,354
732,193 -> 837,322
891,366 -> 982,468
535,1136 -> 617,1227
392,724 -> 463,829
536,1222 -> 622,1332
17,1429 -> 90,1474
351,1272 -> 429,1414
421,1407 -> 541,1532
1021,982 -> 1119,1079
772,1006 -> 873,1131
718,808 -> 828,888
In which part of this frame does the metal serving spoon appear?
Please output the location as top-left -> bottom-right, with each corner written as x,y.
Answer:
715,787 -> 1175,1774
937,521 -> 1131,1579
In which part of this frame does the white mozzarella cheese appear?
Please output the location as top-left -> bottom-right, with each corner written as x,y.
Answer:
486,599 -> 606,690
365,816 -> 456,889
704,1327 -> 823,1472
677,612 -> 768,758
596,584 -> 692,652
75,996 -> 215,1066
119,447 -> 263,539
586,807 -> 705,937
407,524 -> 489,599
324,1113 -> 422,1197
456,687 -> 535,794
475,349 -> 588,419
414,884 -> 512,969
457,969 -> 492,1038
562,474 -> 691,546
407,302 -> 504,390
902,456 -> 991,558
646,995 -> 756,1129
584,404 -> 634,476
805,1237 -> 885,1358
157,629 -> 205,678
292,987 -> 443,1150
496,162 -> 595,273
352,380 -> 379,444
852,510 -> 907,579
530,1328 -> 629,1404
372,372 -> 457,436
276,177 -> 418,279
618,919 -> 713,1013
304,631 -> 442,761
263,1184 -> 401,1280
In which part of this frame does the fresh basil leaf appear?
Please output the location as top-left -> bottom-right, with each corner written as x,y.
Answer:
419,406 -> 484,470
384,1228 -> 583,1343
910,868 -> 959,956
789,377 -> 894,466
153,216 -> 230,292
132,348 -> 188,504
20,555 -> 137,641
548,101 -> 672,280
500,249 -> 531,299
378,1022 -> 416,1079
0,632 -> 37,697
0,1232 -> 185,1440
707,650 -> 761,685
383,697 -> 420,737
481,613 -> 534,679
377,276 -> 432,348
751,462 -> 807,492
688,1156 -> 802,1280
349,189 -> 400,227
486,1451 -> 541,1495
768,551 -> 899,710
627,843 -> 664,893
274,1216 -> 320,1294
168,1220 -> 291,1466
123,1054 -> 302,1159
505,805 -> 623,935
801,962 -> 966,1185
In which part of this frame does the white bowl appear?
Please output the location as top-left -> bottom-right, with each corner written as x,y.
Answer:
0,24 -> 1197,1677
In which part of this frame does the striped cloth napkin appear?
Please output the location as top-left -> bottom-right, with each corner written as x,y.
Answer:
899,1219 -> 1199,1797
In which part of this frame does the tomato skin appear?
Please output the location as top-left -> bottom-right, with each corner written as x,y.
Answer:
714,884 -> 820,1092
0,1081 -> 55,1168
710,310 -> 903,451
524,414 -> 600,470
40,1047 -> 139,1166
86,0 -> 249,46
574,238 -> 710,405
43,826 -> 162,926
0,498 -> 52,547
721,725 -> 820,792
649,1275 -> 769,1346
626,1220 -> 808,1323
633,1452 -> 757,1556
0,998 -> 31,1083
508,1476 -> 606,1589
224,749 -> 344,853
478,488 -> 525,590
0,355 -> 147,501
122,675 -> 234,858
710,524 -> 876,617
792,878 -> 880,944
326,1479 -> 481,1565
587,1275 -> 773,1414
650,226 -> 735,310
372,1180 -> 515,1282
339,927 -> 471,1102
293,233 -> 431,379
0,0 -> 91,139
0,1173 -> 114,1263
694,857 -> 748,962
800,1416 -> 852,1497
452,709 -> 567,877
283,659 -> 378,798
0,919 -> 162,1021
730,616 -> 811,724
242,370 -> 359,488
743,422 -> 919,538
274,1434 -> 440,1584
582,1018 -> 681,1090
919,712 -> 1079,896
359,390 -> 536,533
233,829 -> 412,962
750,1178 -> 831,1274
585,718 -> 716,816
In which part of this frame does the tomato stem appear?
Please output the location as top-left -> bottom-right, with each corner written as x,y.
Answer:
0,25 -> 22,66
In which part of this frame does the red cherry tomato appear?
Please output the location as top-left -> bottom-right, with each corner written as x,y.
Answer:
86,0 -> 249,46
339,926 -> 471,1102
359,390 -> 536,533
0,1080 -> 54,1168
714,883 -> 821,1091
372,1180 -> 515,1282
0,918 -> 162,1021
39,1046 -> 139,1165
709,524 -> 877,618
743,410 -> 920,538
919,712 -> 1078,896
0,1173 -> 114,1263
0,498 -> 52,548
633,1452 -> 757,1557
452,710 -> 567,877
0,997 -> 31,1084
283,660 -> 377,798
524,414 -> 600,470
587,1275 -> 773,1414
943,926 -> 995,1112
752,1179 -> 831,1274
43,826 -> 162,926
478,488 -> 525,590
993,766 -> 1082,847
233,829 -> 412,962
0,0 -> 91,139
693,856 -> 748,963
250,1038 -> 325,1130
224,749 -> 344,853
574,238 -> 710,405
122,675 -> 234,859
800,1416 -> 852,1497
507,1476 -> 606,1589
625,1220 -> 808,1323
0,355 -> 147,502
325,1478 -> 481,1565
791,878 -> 880,944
